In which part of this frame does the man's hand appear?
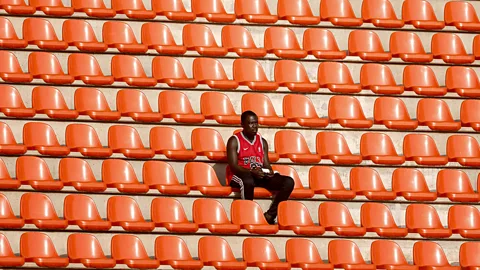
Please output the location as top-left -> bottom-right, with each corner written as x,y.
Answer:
265,169 -> 275,178
251,167 -> 265,179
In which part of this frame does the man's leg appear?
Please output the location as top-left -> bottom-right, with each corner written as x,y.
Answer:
257,173 -> 294,220
229,171 -> 255,200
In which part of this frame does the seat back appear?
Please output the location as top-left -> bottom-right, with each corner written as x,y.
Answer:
62,20 -> 100,44
155,236 -> 194,261
107,196 -> 146,222
392,168 -> 431,193
111,55 -> 148,79
0,122 -> 18,145
444,1 -> 480,25
413,242 -> 451,267
390,32 -> 427,55
16,156 -> 54,182
360,202 -> 399,228
193,58 -> 229,81
431,33 -> 468,56
303,28 -> 341,52
111,235 -> 150,260
243,238 -> 281,264
319,202 -> 356,227
403,65 -> 441,89
402,0 -> 438,22
152,56 -> 189,80
309,166 -> 348,191
151,0 -> 188,13
233,58 -> 269,83
108,125 -> 146,150
184,162 -> 222,187
264,27 -> 302,51
74,87 -> 112,113
64,194 -> 103,221
193,198 -> 230,225
406,204 -> 444,229
66,124 -> 103,149
102,159 -> 141,185
149,127 -> 188,152
328,240 -> 367,265
32,86 -> 69,111
183,24 -> 219,48
191,0 -> 228,15
0,159 -> 12,180
20,192 -> 60,220
360,133 -> 399,157
417,99 -> 456,123
449,205 -> 480,231
278,201 -> 315,227
373,97 -> 412,123
362,0 -> 399,20
318,62 -> 355,86
437,169 -> 475,195
447,135 -> 480,159
446,66 -> 480,90
0,85 -> 28,110
67,234 -> 108,262
200,92 -> 236,117
0,17 -> 21,40
0,234 -> 16,257
198,236 -> 237,263
151,197 -> 189,224
350,167 -> 388,192
141,23 -> 177,47
231,200 -> 269,226
143,160 -> 181,186
111,0 -> 148,12
285,238 -> 323,264
461,100 -> 480,125
360,63 -> 397,87
102,21 -> 140,45
349,30 -> 386,54
283,94 -> 320,120
221,25 -> 259,50
371,240 -> 409,266
28,52 -> 66,76
278,0 -> 315,18
274,130 -> 313,155
460,242 -> 480,268
320,0 -> 356,20
328,96 -> 368,121
316,132 -> 354,157
116,89 -> 155,114
20,232 -> 60,259
272,164 -> 305,190
403,134 -> 441,159
0,51 -> 25,73
242,93 -> 280,117
23,18 -> 60,42
235,0 -> 272,16
59,158 -> 97,184
68,54 -> 105,78
23,122 -> 61,148
191,128 -> 226,153
72,0 -> 108,9
0,194 -> 16,219
274,60 -> 311,84
29,0 -> 66,8
159,90 -> 196,115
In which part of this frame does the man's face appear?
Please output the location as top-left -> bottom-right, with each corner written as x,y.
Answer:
242,115 -> 258,136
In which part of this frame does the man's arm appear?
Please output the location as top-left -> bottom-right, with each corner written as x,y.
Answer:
227,136 -> 252,176
262,138 -> 274,174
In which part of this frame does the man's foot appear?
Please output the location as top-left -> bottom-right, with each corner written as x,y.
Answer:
264,212 -> 276,225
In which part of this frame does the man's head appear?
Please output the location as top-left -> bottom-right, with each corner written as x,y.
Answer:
241,111 -> 258,138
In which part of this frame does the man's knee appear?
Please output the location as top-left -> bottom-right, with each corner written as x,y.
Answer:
283,176 -> 295,191
241,174 -> 255,189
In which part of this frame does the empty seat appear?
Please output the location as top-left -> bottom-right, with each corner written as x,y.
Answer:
461,100 -> 480,131
111,0 -> 155,18
0,85 -> 35,118
232,59 -> 277,91
32,86 -> 78,119
350,168 -> 396,200
371,240 -> 416,270
319,202 -> 366,236
474,35 -> 480,60
328,240 -> 375,270
461,243 -> 480,270
445,1 -> 480,31
316,132 -> 361,165
29,0 -> 73,15
231,200 -> 278,234
20,233 -> 69,268
0,51 -> 32,83
107,196 -> 155,232
155,236 -> 203,269
0,234 -> 24,267
272,164 -> 314,198
0,159 -> 20,190
62,20 -> 108,52
403,65 -> 446,96
446,66 -> 480,98
193,58 -> 238,89
373,97 -> 418,130
17,156 -> 63,191
151,198 -> 198,233
59,158 -> 106,192
286,239 -> 333,270
274,130 -> 321,163
102,159 -> 150,193
235,0 -> 277,23
309,166 -> 356,199
277,0 -> 320,25
242,93 -> 288,126
184,162 -> 232,196
159,90 -> 205,123
111,55 -> 157,87
360,203 -> 408,237
221,25 -> 267,58
449,205 -> 480,238
303,29 -> 347,59
68,54 -> 113,85
151,0 -> 195,20
349,31 -> 392,61
274,60 -> 319,92
193,199 -> 240,234
360,64 -> 403,94
111,235 -> 160,268
283,94 -> 328,128
116,89 -> 163,122
447,135 -> 480,166
406,204 -> 452,238
64,194 -> 111,231
67,234 -> 116,268
191,0 -> 235,22
437,169 -> 480,202
108,125 -> 154,159
23,122 -> 70,156
390,32 -> 433,63
413,242 -> 459,270
360,133 -> 405,165
74,88 -> 120,121
318,62 -> 361,93
0,17 -> 27,49
402,0 -> 444,29
278,201 -> 325,235
0,122 -> 27,155
183,24 -> 227,56
198,236 -> 247,270
403,134 -> 448,165
431,33 -> 475,64
149,127 -> 196,161
361,0 -> 404,28
23,18 -> 68,50
28,53 -> 74,84
200,92 -> 241,125
141,23 -> 186,55
71,0 -> 115,17
102,21 -> 147,53
143,160 -> 190,194
265,27 -> 307,59
243,238 -> 291,270
0,0 -> 35,14
417,99 -> 461,131
320,0 -> 363,26
328,96 -> 373,128
0,194 -> 24,228
392,168 -> 437,201
152,56 -> 198,88
20,193 -> 68,229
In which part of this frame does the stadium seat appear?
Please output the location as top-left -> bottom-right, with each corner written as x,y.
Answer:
303,29 -> 347,59
151,198 -> 198,233
402,0 -> 444,29
265,27 -> 307,59
198,236 -> 247,270
20,193 -> 68,229
319,202 -> 366,236
108,125 -> 155,159
152,56 -> 198,88
200,92 -> 241,124
0,85 -> 35,118
67,234 -> 116,268
461,100 -> 480,131
320,0 -> 363,26
406,204 -> 452,238
282,94 -> 328,127
29,0 -> 73,15
431,33 -> 475,64
111,55 -> 157,87
111,0 -> 155,18
360,133 -> 405,165
371,240 -> 416,270
446,66 -> 480,98
274,130 -> 321,163
389,32 -> 433,62
460,242 -> 480,270
116,89 -> 163,122
242,93 -> 288,126
23,122 -> 70,156
0,194 -> 24,228
361,0 -> 404,28
23,18 -> 68,50
278,201 -> 325,235
309,166 -> 356,199
474,36 -> 480,60
20,233 -> 69,267
447,135 -> 480,166
0,234 -> 24,267
392,168 -> 437,201
149,127 -> 197,160
417,99 -> 461,131
348,31 -> 392,61
193,199 -> 240,234
316,132 -> 361,165
28,53 -> 74,84
286,239 -> 333,270
193,58 -> 238,89
59,158 -> 107,192
0,122 -> 27,155
413,242 -> 459,270
231,200 -> 278,234
0,51 -> 32,83
183,24 -> 228,56
107,196 -> 155,232
317,62 -> 361,93
63,194 -> 111,231
191,0 -> 235,22
102,159 -> 150,193
16,156 -> 63,191
111,235 -> 160,269
403,134 -> 448,165
272,164 -> 314,198
71,0 -> 115,17
62,20 -> 108,52
143,160 -> 190,194
102,21 -> 147,53
155,236 -> 203,269
277,0 -> 320,25
32,86 -> 78,119
360,64 -> 403,94
184,162 -> 232,196
373,97 -> 418,130
0,0 -> 35,14
159,91 -> 205,123
437,169 -> 480,202
449,205 -> 480,238
221,26 -> 267,58
0,159 -> 20,190
243,238 -> 291,270
444,1 -> 480,31
328,240 -> 375,270
274,60 -> 319,92
68,54 -> 113,85
0,17 -> 27,48
403,65 -> 446,96
151,0 -> 195,20
235,0 -> 277,23
191,128 -> 227,161
141,23 -> 186,54
350,168 -> 396,200
328,96 -> 373,128
74,88 -> 120,121
360,203 -> 408,237
232,59 -> 277,91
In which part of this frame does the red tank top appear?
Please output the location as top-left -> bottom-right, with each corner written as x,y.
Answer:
226,131 -> 264,183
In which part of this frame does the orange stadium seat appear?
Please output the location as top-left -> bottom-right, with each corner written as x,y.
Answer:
184,162 -> 232,196
107,196 -> 155,232
278,201 -> 325,235
151,198 -> 198,233
328,96 -> 373,128
0,160 -> 20,190
328,240 -> 375,270
0,18 -> 27,49
16,156 -> 63,191
0,122 -> 26,155
62,20 -> 108,52
102,159 -> 149,193
319,202 -> 366,236
274,130 -> 321,163
0,234 -> 24,267
286,239 -> 333,270
361,0 -> 404,28
152,56 -> 198,88
20,193 -> 68,229
149,127 -> 196,160
350,168 -> 396,200
371,240 -> 416,270
277,0 -> 320,25
28,53 -> 74,84
155,236 -> 203,269
413,242 -> 459,270
274,60 -> 319,92
29,0 -> 73,15
460,242 -> 480,269
0,51 -> 32,83
143,160 -> 190,194
191,0 -> 235,22
316,132 -> 361,165
102,21 -> 147,53
360,133 -> 405,165
111,0 -> 155,18
232,59 -> 277,91
23,18 -> 68,50
64,194 -> 111,231
392,168 -> 437,201
447,135 -> 480,166
272,164 -> 315,199
193,199 -> 241,234
235,0 -> 277,23
111,235 -> 160,269
303,29 -> 347,59
283,94 -> 328,127
67,234 -> 116,268
243,238 -> 291,270
241,93 -> 288,126
59,158 -> 107,192
403,134 -> 448,165
461,100 -> 480,131
200,92 -> 241,124
151,0 -> 195,21
320,0 -> 363,26
349,31 -> 392,61
111,55 -> 157,87
231,200 -> 278,234
389,32 -> 433,62
0,194 -> 24,228
183,24 -> 228,56
360,64 -> 403,94
141,23 -> 186,55
198,236 -> 247,270
431,33 -> 475,64
68,54 -> 113,84
265,27 -> 307,59
20,233 -> 69,268
417,99 -> 461,131
402,0 -> 444,29
450,205 -> 480,239
317,62 -> 360,93
309,166 -> 356,199
74,88 -> 120,121
116,89 -> 163,122
108,125 -> 155,159
71,0 -> 115,17
403,65 -> 446,96
437,169 -> 480,202
221,26 -> 267,58
444,1 -> 480,31
193,58 -> 238,89
23,122 -> 70,156
0,86 -> 35,118
0,0 -> 35,14
446,66 -> 480,98
406,204 -> 452,238
373,97 -> 418,130
66,124 -> 112,158
474,36 -> 480,60
159,91 -> 205,123
32,87 -> 78,119
360,203 -> 408,237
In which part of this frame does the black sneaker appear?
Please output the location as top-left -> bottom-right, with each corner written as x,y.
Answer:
264,212 -> 276,225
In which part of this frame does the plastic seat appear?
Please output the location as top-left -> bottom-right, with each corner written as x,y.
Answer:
445,1 -> 480,31
151,198 -> 198,233
193,199 -> 240,234
59,158 -> 107,192
107,196 -> 155,232
16,156 -> 63,191
360,133 -> 405,165
431,33 -> 475,64
360,64 -> 403,94
0,194 -> 24,228
0,0 -> 35,14
317,62 -> 361,93
0,159 -> 20,190
274,60 -> 319,92
390,32 -> 433,63
0,51 -> 32,83
68,54 -> 113,85
361,0 -> 404,28
274,130 -> 321,163
116,89 -> 163,122
243,238 -> 291,270
371,240 -> 417,270
111,0 -> 155,18
102,159 -> 150,193
474,36 -> 480,60
309,166 -> 356,199
286,239 -> 333,270
141,23 -> 186,54
265,27 -> 307,59
461,100 -> 480,131
200,92 -> 241,124
232,59 -> 277,91
0,234 -> 24,267
278,201 -> 325,235
62,20 -> 108,52
413,242 -> 460,270
231,200 -> 278,234
360,203 -> 408,237
149,127 -> 196,161
155,236 -> 203,269
111,55 -> 157,87
0,85 -> 35,118
406,204 -> 452,238
277,0 -> 320,25
403,65 -> 446,96
437,170 -> 480,202
74,88 -> 120,121
446,66 -> 480,98
316,132 -> 361,165
67,234 -> 116,268
0,17 -> 27,49
198,236 -> 247,270
143,160 -> 190,194
151,0 -> 195,20
417,99 -> 461,131
23,18 -> 68,50
320,0 -> 363,26
350,168 -> 396,200
191,0 -> 235,22
221,26 -> 267,58
29,0 -> 73,15
402,0 -> 444,29
319,202 -> 366,236
71,0 -> 115,17
193,58 -> 238,89
159,91 -> 205,123
373,97 -> 418,130
235,0 -> 277,23
183,24 -> 228,56
302,29 -> 346,60
283,94 -> 328,128
0,122 -> 28,155
349,31 -> 392,61
328,96 -> 373,128
447,135 -> 480,166
392,168 -> 437,201
328,240 -> 375,270
461,243 -> 480,270
66,124 -> 112,158
449,205 -> 480,239
20,233 -> 69,268
242,93 -> 288,127
32,86 -> 78,119
273,165 -> 314,198
111,235 -> 160,269
64,194 -> 111,231
102,22 -> 148,53
28,53 -> 74,84
185,162 -> 232,196
403,134 -> 448,165
23,122 -> 70,156
152,56 -> 198,88
20,193 -> 68,229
